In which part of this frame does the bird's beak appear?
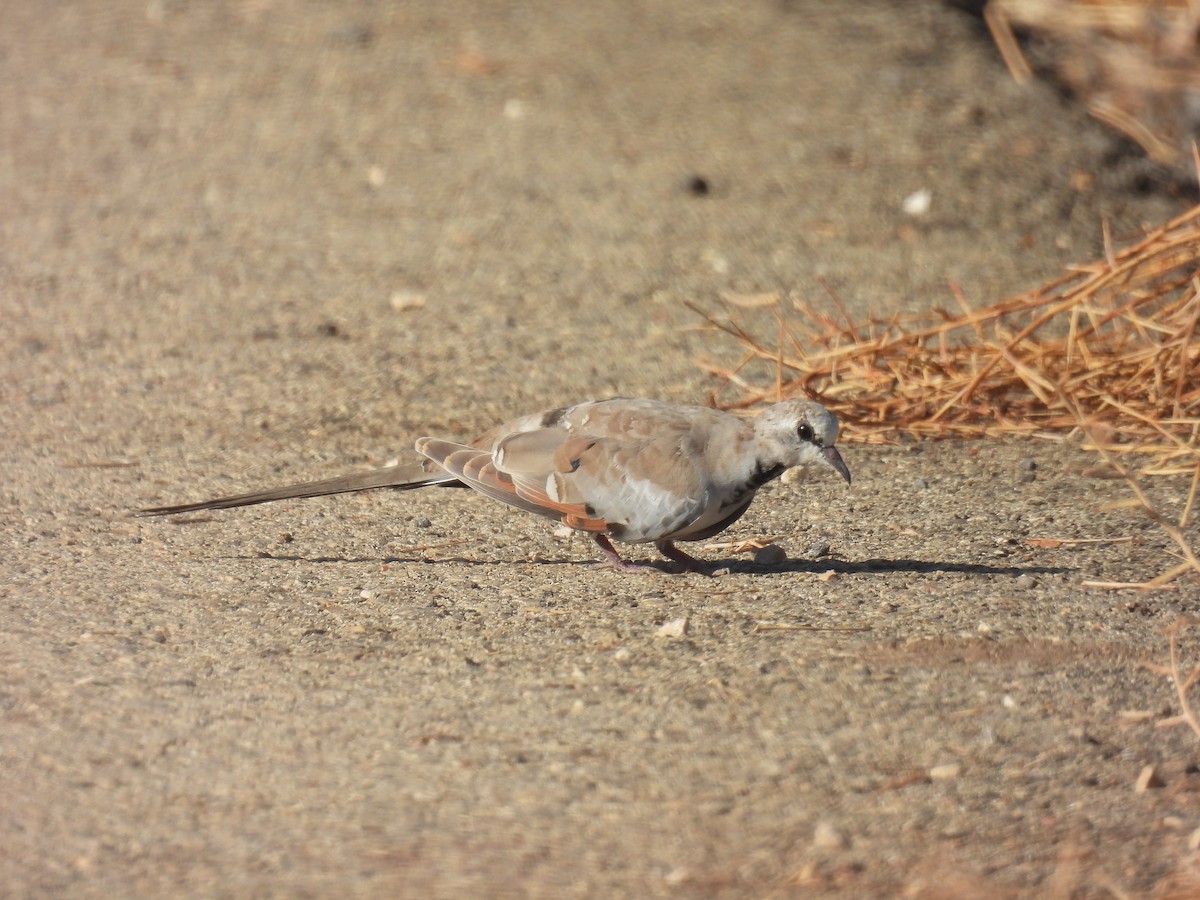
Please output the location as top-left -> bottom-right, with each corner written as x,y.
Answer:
822,446 -> 851,485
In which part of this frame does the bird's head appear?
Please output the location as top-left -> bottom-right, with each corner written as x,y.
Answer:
754,399 -> 851,485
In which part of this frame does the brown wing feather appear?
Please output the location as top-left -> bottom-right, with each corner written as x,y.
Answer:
417,437 -> 609,532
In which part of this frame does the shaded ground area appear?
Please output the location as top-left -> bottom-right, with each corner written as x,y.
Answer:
3,2 -> 1199,896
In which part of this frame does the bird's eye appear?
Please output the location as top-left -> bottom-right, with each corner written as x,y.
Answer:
797,423 -> 814,443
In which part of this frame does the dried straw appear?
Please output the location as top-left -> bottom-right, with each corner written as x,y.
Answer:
693,205 -> 1200,471
691,203 -> 1200,587
986,0 -> 1200,172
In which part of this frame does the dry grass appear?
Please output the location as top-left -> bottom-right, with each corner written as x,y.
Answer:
985,0 -> 1200,174
692,204 -> 1200,471
691,203 -> 1200,588
1155,617 -> 1200,741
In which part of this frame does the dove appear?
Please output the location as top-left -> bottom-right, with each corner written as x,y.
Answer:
137,397 -> 850,572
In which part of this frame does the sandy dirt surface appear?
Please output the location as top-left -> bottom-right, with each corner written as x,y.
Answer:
4,2 -> 1200,896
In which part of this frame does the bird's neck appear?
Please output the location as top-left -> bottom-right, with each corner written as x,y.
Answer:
747,460 -> 785,489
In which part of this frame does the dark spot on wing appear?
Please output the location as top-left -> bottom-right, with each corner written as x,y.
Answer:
607,521 -> 627,537
540,406 -> 568,428
584,503 -> 597,516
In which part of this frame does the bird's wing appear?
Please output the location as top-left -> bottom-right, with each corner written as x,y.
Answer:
415,435 -> 610,532
418,399 -> 732,541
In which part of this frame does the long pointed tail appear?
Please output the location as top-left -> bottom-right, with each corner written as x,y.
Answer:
136,461 -> 457,516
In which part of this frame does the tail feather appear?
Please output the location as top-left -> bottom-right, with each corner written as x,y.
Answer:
136,461 -> 455,516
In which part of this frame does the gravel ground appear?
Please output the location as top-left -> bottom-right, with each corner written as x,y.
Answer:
4,2 -> 1199,896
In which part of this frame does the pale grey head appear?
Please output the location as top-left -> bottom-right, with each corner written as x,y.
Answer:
752,399 -> 851,485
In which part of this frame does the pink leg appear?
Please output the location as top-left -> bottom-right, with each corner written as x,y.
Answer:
655,540 -> 712,574
592,534 -> 652,573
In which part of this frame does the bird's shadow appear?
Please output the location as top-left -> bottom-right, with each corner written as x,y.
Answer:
767,557 -> 1068,578
239,552 -> 1069,578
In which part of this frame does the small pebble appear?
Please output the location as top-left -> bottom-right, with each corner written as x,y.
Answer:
414,516 -> 432,529
812,821 -> 847,850
781,467 -> 807,485
655,617 -> 689,638
902,188 -> 931,216
703,249 -> 730,274
1015,574 -> 1036,590
929,762 -> 961,780
804,541 -> 831,560
664,867 -> 690,886
389,290 -> 426,311
685,174 -> 710,196
753,544 -> 787,566
912,477 -> 929,490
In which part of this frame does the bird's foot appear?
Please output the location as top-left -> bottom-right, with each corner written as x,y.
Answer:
592,534 -> 656,573
592,535 -> 725,575
655,540 -> 725,577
